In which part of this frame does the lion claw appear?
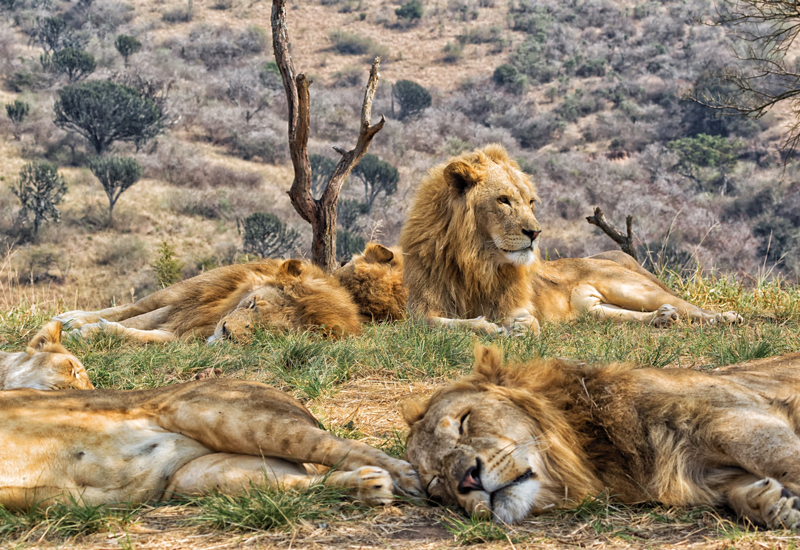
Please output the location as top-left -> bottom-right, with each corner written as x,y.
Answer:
651,304 -> 679,328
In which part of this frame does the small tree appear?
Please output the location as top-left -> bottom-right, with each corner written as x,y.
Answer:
88,156 -> 143,225
12,162 -> 68,237
152,241 -> 184,288
350,153 -> 399,213
54,80 -> 163,155
395,0 -> 423,21
33,16 -> 84,53
336,229 -> 366,263
51,48 -> 96,82
5,99 -> 29,140
310,154 -> 336,198
114,34 -> 142,67
337,199 -> 364,231
392,79 -> 431,120
667,134 -> 742,194
242,212 -> 300,258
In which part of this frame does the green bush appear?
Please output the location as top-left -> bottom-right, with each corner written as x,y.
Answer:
54,80 -> 163,155
753,217 -> 798,263
88,156 -> 143,224
337,199 -> 365,231
114,34 -> 142,67
242,212 -> 300,258
329,30 -> 388,58
13,161 -> 68,237
336,229 -> 366,263
51,48 -> 96,82
509,37 -> 558,84
575,58 -> 607,77
351,153 -> 399,213
152,241 -> 184,288
492,64 -> 528,95
310,154 -> 336,198
5,99 -> 29,140
442,42 -> 463,64
395,0 -> 423,21
392,79 -> 431,120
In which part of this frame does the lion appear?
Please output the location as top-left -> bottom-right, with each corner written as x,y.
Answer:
404,345 -> 800,528
0,377 -> 422,510
335,242 -> 406,322
55,259 -> 362,344
0,321 -> 93,391
399,144 -> 740,334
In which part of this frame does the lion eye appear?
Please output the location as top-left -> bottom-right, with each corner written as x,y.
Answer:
458,412 -> 470,436
498,196 -> 511,207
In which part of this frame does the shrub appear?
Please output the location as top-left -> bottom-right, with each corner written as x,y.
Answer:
242,212 -> 300,258
336,229 -> 365,263
753,216 -> 798,263
392,80 -> 431,120
492,64 -> 528,95
88,156 -> 143,225
395,0 -> 423,21
230,130 -> 286,164
509,37 -> 558,84
32,16 -> 76,53
180,25 -> 267,70
456,26 -> 503,45
442,42 -> 464,64
351,153 -> 399,213
513,112 -> 564,149
152,240 -> 184,287
50,48 -> 96,82
114,34 -> 142,67
13,161 -> 68,237
310,154 -> 336,198
329,30 -> 388,57
5,99 -> 29,140
575,58 -> 607,77
337,199 -> 364,231
162,0 -> 193,23
53,80 -> 163,155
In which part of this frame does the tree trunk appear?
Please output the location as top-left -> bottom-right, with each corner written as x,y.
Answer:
271,0 -> 385,273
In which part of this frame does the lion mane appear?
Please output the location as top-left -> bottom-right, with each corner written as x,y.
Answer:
335,242 -> 406,322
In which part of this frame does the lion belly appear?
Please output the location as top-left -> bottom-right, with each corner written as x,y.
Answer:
0,412 -> 211,509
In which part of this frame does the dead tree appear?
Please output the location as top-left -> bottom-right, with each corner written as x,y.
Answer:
271,0 -> 385,272
586,207 -> 638,262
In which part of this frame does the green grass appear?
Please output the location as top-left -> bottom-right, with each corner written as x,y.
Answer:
439,512 -> 515,545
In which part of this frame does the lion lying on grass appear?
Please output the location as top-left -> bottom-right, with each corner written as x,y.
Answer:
0,377 -> 422,510
399,144 -> 740,334
55,259 -> 362,343
405,345 -> 800,528
335,242 -> 406,322
0,321 -> 92,390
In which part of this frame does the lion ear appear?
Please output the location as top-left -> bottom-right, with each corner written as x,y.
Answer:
363,242 -> 394,264
27,321 -> 63,354
443,159 -> 483,194
279,259 -> 304,278
401,397 -> 428,427
473,343 -> 505,383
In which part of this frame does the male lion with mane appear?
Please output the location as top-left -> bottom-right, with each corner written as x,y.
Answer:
400,144 -> 740,333
335,242 -> 406,322
405,345 -> 800,528
0,378 -> 422,509
56,259 -> 361,343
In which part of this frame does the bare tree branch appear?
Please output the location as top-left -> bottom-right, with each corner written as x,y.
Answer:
271,0 -> 385,272
586,207 -> 638,261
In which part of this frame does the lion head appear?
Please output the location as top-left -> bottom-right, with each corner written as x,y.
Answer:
399,144 -> 541,321
404,345 -> 601,523
1,321 -> 94,390
209,259 -> 362,342
335,242 -> 406,322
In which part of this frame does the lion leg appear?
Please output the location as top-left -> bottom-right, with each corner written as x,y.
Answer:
427,315 -> 504,335
164,453 -> 394,505
55,288 -> 178,327
500,308 -> 541,336
722,475 -> 800,529
571,285 -> 680,327
74,320 -> 177,343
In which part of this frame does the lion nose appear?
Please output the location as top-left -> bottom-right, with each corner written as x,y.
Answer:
457,460 -> 485,494
522,228 -> 540,241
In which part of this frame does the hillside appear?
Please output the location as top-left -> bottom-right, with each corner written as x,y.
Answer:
1,0 -> 799,308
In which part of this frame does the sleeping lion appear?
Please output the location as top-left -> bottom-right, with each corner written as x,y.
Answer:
404,345 -> 800,528
0,377 -> 422,510
399,144 -> 741,334
55,259 -> 362,343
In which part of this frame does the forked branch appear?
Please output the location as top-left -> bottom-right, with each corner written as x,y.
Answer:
586,207 -> 638,261
271,0 -> 384,272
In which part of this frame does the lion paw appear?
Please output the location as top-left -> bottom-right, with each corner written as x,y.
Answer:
53,311 -> 94,329
388,460 -> 423,500
352,466 -> 394,506
742,478 -> 800,529
466,316 -> 504,335
193,368 -> 223,380
651,304 -> 679,328
714,311 -> 743,325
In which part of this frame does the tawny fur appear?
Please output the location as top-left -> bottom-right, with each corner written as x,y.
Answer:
0,378 -> 422,510
0,321 -> 93,390
335,243 -> 406,322
405,346 -> 800,527
56,259 -> 362,343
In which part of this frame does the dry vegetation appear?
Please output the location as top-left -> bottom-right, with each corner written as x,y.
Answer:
2,0 -> 800,547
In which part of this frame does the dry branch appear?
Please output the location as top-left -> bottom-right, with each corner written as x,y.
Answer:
586,207 -> 638,261
271,0 -> 385,272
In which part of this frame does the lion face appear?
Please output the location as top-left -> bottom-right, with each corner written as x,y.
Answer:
405,388 -> 548,523
443,146 -> 541,268
209,286 -> 291,343
3,321 -> 94,390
